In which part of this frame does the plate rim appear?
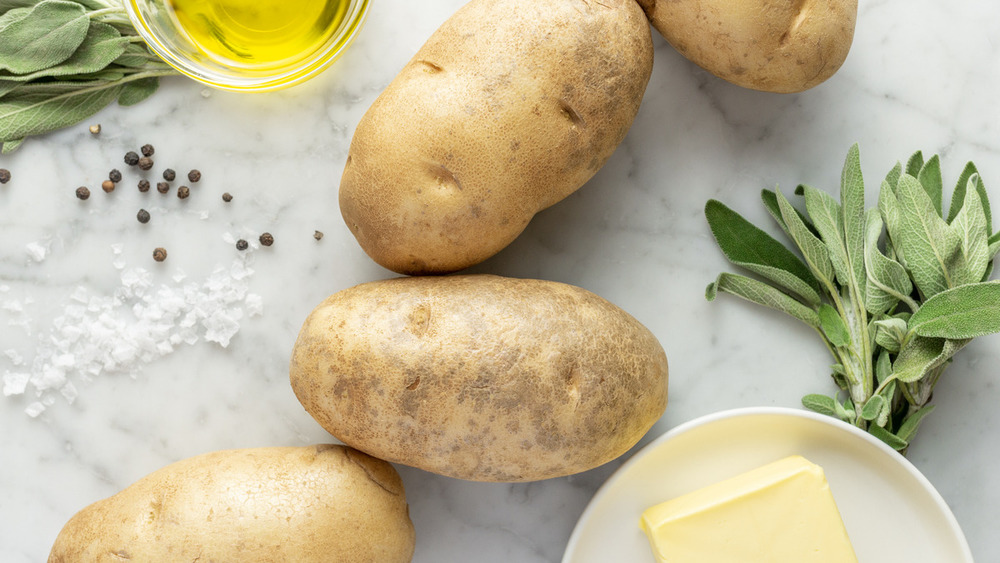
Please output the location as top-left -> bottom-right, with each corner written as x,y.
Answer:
561,406 -> 973,563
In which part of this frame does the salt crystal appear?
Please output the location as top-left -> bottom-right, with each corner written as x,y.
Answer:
113,255 -> 127,270
3,372 -> 30,396
2,300 -> 23,313
4,349 -> 24,366
156,340 -> 173,355
25,402 -> 46,417
25,241 -> 48,262
60,382 -> 78,404
111,243 -> 124,255
70,287 -> 89,303
222,232 -> 236,244
172,269 -> 187,283
246,294 -> 263,317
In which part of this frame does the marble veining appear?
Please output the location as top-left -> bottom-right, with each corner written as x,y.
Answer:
2,0 -> 999,561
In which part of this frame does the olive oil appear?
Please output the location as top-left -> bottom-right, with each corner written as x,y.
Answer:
167,0 -> 350,70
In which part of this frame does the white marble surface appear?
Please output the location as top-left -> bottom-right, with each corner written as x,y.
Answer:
2,0 -> 999,561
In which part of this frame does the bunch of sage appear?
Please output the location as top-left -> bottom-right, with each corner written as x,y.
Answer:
705,145 -> 1000,451
0,0 -> 178,152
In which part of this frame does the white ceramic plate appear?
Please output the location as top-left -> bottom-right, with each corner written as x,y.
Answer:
562,407 -> 972,563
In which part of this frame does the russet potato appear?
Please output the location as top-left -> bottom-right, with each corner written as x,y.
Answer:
340,0 -> 653,274
48,445 -> 415,563
290,275 -> 669,482
637,0 -> 857,93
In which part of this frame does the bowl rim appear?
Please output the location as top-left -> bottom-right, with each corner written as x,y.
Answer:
123,0 -> 371,92
562,406 -> 973,562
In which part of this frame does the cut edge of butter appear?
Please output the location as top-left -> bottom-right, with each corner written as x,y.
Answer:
639,455 -> 858,563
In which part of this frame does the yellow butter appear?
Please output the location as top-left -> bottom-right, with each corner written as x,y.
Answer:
639,455 -> 857,563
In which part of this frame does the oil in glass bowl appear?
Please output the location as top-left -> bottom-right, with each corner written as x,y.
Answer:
166,0 -> 350,70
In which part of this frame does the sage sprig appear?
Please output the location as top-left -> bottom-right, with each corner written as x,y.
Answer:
0,0 -> 179,152
705,145 -> 1000,452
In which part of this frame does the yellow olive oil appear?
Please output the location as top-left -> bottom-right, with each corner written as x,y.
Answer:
167,0 -> 350,70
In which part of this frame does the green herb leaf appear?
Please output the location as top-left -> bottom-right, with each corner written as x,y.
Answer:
841,143 -> 868,301
905,151 -> 924,179
117,75 -> 158,106
864,209 -> 913,314
947,162 -> 978,223
869,424 -> 908,451
0,21 -> 128,82
775,189 -> 836,287
892,336 -> 968,383
0,0 -> 90,74
891,174 -> 960,298
818,303 -> 850,347
1,136 -> 23,152
802,394 -> 838,417
706,272 -> 821,329
0,82 -> 122,141
896,405 -> 935,443
860,394 -> 886,422
878,180 -> 908,267
112,42 -> 152,68
705,199 -> 822,304
0,80 -> 18,98
873,317 -> 907,353
762,188 -> 816,238
884,161 -> 902,191
0,6 -> 30,29
916,155 -> 943,217
801,184 -> 853,288
908,281 -> 1000,339
875,348 -> 892,383
947,180 -> 991,286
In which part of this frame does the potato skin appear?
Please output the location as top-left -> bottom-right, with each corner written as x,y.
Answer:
48,446 -> 415,563
637,0 -> 857,93
290,275 -> 669,482
340,0 -> 653,275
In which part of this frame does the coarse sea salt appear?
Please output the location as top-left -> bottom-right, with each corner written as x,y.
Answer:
1,245 -> 263,417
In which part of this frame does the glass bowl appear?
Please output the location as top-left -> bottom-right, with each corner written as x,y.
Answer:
124,0 -> 370,92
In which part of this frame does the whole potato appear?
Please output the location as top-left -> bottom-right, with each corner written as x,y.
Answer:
290,275 -> 669,482
340,0 -> 653,275
637,0 -> 857,93
48,445 -> 415,563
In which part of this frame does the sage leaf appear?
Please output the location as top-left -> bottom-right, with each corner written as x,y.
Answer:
0,0 -> 89,74
860,394 -> 886,422
818,303 -> 850,347
761,188 -> 816,239
0,0 -> 110,10
0,80 -> 18,98
892,336 -> 968,383
916,155 -> 943,217
833,398 -> 853,423
0,82 -> 122,141
117,76 -> 158,106
905,151 -> 924,179
706,272 -> 821,329
947,181 -> 991,286
801,184 -> 852,288
113,42 -> 152,68
1,136 -> 23,152
0,6 -> 30,29
705,199 -> 822,303
947,162 -> 978,223
892,174 -> 960,298
875,348 -> 892,383
802,394 -> 838,417
0,21 -> 128,82
776,189 -> 836,287
869,424 -> 908,451
873,317 -> 907,353
841,143 -> 868,300
878,180 -> 908,267
884,161 -> 902,190
897,405 -> 935,443
989,233 -> 1000,261
864,209 -> 912,314
908,281 -> 1000,339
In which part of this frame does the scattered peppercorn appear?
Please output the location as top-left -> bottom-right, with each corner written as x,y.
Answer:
162,168 -> 175,181
314,230 -> 324,241
0,169 -> 10,184
102,180 -> 115,193
259,232 -> 274,247
177,185 -> 190,199
109,169 -> 122,183
138,179 -> 150,192
222,192 -> 233,202
187,169 -> 201,183
236,239 -> 249,251
141,144 -> 154,157
138,157 -> 153,171
153,247 -> 167,262
89,124 -> 101,135
75,186 -> 90,200
124,151 -> 139,166
137,209 -> 150,224
156,182 -> 169,194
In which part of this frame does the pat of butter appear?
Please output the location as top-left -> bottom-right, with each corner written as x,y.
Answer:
639,455 -> 857,563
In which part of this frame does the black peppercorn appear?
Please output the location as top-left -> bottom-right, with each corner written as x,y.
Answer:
259,232 -> 274,246
75,186 -> 90,200
138,179 -> 150,192
141,144 -> 154,157
109,169 -> 122,183
102,180 -> 115,193
163,168 -> 175,181
236,239 -> 249,251
0,169 -> 10,184
222,192 -> 233,202
124,151 -> 139,166
138,157 -> 153,171
313,230 -> 324,241
156,182 -> 169,194
153,247 -> 167,262
187,169 -> 201,183
177,185 -> 190,199
137,209 -> 150,224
